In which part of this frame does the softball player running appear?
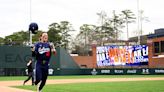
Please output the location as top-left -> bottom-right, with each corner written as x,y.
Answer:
32,32 -> 56,92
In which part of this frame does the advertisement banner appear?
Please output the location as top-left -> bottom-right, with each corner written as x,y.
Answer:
88,69 -> 164,75
96,45 -> 148,66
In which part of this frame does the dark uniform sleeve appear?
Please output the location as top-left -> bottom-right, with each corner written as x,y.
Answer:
32,51 -> 36,57
32,43 -> 38,57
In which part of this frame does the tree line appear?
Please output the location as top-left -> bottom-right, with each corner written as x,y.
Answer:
0,10 -> 138,55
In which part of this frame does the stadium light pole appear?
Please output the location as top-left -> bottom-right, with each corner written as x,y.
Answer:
137,0 -> 140,45
29,0 -> 32,46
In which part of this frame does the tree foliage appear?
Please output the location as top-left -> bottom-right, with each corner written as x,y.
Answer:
74,10 -> 136,55
48,22 -> 62,45
48,21 -> 74,49
60,21 -> 74,49
0,37 -> 4,45
120,9 -> 136,39
4,31 -> 29,45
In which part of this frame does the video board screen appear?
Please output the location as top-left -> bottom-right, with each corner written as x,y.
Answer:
96,45 -> 148,66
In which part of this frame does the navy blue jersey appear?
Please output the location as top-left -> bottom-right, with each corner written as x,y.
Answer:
34,42 -> 51,65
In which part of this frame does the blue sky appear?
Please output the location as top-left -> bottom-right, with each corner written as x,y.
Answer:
0,0 -> 164,39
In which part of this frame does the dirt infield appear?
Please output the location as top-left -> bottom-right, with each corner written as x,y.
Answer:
1,77 -> 164,92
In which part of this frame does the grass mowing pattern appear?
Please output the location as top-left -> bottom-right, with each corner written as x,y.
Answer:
0,75 -> 164,81
15,80 -> 164,92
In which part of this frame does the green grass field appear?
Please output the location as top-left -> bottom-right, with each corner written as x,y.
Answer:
15,80 -> 164,92
0,75 -> 164,81
0,75 -> 163,92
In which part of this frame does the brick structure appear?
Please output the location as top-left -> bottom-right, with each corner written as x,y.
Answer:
147,28 -> 164,68
72,45 -> 97,68
72,56 -> 93,68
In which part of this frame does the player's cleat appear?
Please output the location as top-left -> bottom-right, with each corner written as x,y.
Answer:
37,84 -> 42,92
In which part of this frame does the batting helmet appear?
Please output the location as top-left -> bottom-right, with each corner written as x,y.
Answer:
29,22 -> 38,34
